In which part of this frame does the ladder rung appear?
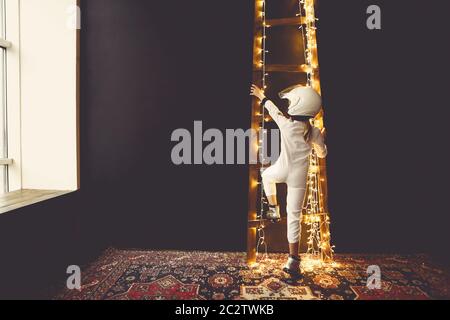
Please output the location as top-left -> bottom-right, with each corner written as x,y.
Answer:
249,213 -> 329,228
254,64 -> 312,73
248,217 -> 287,228
259,17 -> 306,28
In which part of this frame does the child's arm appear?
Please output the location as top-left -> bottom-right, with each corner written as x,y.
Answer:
310,127 -> 328,158
250,85 -> 289,127
262,99 -> 289,127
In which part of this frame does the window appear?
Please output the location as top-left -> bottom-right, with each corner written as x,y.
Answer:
0,0 -> 79,213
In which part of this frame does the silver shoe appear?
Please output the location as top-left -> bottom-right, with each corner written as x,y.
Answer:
283,256 -> 301,277
266,206 -> 281,220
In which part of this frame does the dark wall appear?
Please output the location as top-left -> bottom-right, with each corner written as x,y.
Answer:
317,0 -> 450,263
80,0 -> 450,261
0,192 -> 94,299
80,0 -> 450,259
79,0 -> 254,251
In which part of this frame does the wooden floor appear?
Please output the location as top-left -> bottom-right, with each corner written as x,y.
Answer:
0,189 -> 71,214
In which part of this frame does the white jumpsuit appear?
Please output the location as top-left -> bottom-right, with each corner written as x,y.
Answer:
262,100 -> 327,244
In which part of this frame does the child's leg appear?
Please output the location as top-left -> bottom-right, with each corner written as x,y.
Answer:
289,243 -> 300,259
263,182 -> 277,206
261,166 -> 283,206
261,166 -> 286,220
286,186 -> 307,258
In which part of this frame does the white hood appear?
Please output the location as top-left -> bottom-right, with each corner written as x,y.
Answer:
279,85 -> 322,117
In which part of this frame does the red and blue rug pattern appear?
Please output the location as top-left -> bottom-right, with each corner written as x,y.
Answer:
57,249 -> 450,300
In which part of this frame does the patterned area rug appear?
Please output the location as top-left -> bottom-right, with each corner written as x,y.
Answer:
57,249 -> 450,300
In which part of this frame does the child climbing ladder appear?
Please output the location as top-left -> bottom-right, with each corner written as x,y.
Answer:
250,84 -> 327,276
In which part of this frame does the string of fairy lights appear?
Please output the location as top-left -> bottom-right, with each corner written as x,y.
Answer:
299,0 -> 334,261
255,0 -> 268,260
254,0 -> 333,263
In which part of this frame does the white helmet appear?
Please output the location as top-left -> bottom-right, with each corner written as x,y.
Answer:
279,85 -> 322,117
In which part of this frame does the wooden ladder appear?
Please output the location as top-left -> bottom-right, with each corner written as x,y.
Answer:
247,0 -> 332,264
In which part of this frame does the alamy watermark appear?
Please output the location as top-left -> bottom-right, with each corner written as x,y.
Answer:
66,265 -> 81,290
171,121 -> 280,165
366,265 -> 382,289
366,5 -> 381,30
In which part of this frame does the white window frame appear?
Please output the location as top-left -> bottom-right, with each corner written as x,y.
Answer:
0,0 -> 8,194
1,0 -> 21,193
